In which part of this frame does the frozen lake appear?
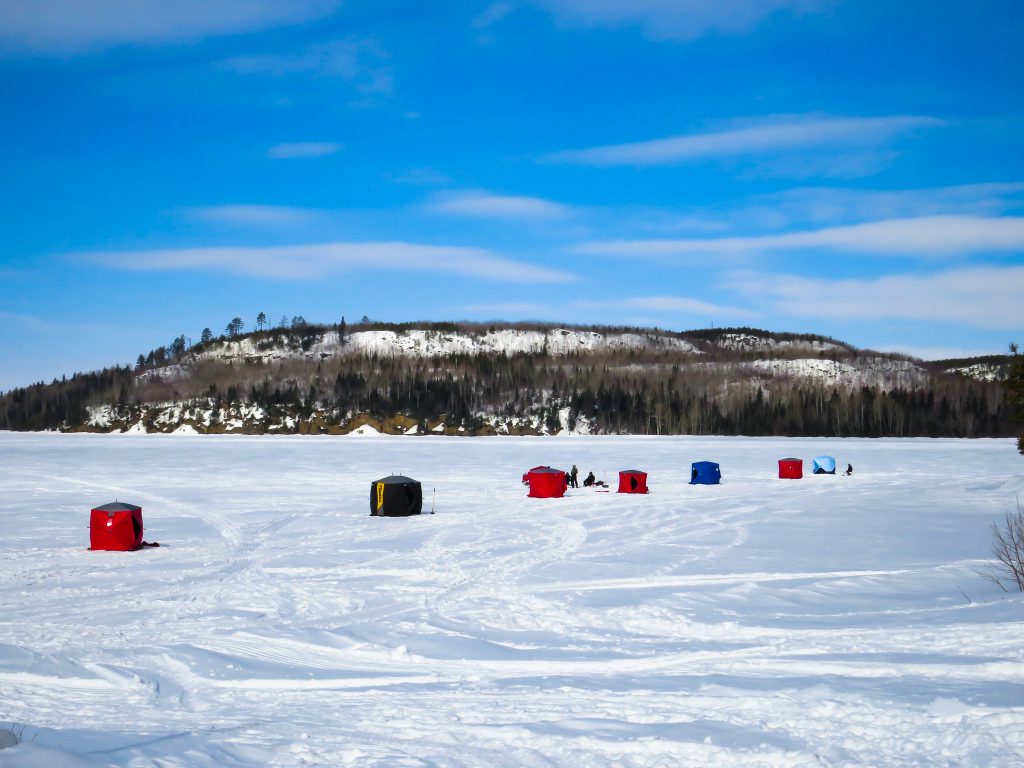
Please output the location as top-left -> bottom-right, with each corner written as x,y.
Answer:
1,433 -> 1023,767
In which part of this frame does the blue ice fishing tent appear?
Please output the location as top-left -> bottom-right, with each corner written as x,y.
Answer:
812,456 -> 837,475
690,461 -> 721,485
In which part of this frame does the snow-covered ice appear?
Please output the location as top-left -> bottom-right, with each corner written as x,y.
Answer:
1,433 -> 1023,766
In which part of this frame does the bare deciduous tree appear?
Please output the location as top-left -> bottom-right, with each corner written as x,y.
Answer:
984,498 -> 1024,592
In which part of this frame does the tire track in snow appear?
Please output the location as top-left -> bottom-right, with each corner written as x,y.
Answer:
533,568 -> 913,594
425,510 -> 589,631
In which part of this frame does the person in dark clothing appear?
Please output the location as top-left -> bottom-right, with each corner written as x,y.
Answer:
570,465 -> 579,488
564,472 -> 571,487
845,463 -> 853,476
583,471 -> 596,487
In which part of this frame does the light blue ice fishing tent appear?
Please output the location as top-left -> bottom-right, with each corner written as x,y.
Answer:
690,461 -> 721,485
812,456 -> 837,474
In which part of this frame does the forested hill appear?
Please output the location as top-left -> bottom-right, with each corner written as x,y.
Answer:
0,320 -> 1014,437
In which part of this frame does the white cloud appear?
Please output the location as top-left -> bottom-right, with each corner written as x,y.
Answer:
537,0 -> 827,41
0,310 -> 53,330
578,216 -> 1024,258
459,302 -> 555,316
267,142 -> 342,159
545,115 -> 942,167
739,183 -> 1024,230
184,205 -> 326,227
386,167 -> 454,187
473,2 -> 516,29
571,296 -> 750,318
595,182 -> 1024,239
615,296 -> 752,317
429,191 -> 571,220
0,0 -> 340,55
226,39 -> 393,95
76,242 -> 575,283
457,296 -> 750,323
725,266 -> 1024,330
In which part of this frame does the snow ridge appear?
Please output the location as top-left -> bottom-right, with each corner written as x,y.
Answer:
196,328 -> 699,364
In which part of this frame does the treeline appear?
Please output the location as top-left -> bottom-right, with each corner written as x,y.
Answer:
122,348 -> 1016,437
1,326 -> 1016,438
0,367 -> 135,432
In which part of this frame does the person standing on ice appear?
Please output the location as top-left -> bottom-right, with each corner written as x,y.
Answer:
570,465 -> 579,488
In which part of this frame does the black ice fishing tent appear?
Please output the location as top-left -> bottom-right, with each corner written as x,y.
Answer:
370,475 -> 423,516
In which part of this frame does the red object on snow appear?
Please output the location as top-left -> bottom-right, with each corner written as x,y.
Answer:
778,458 -> 803,479
617,469 -> 649,494
522,465 -> 549,485
90,502 -> 144,551
527,467 -> 567,498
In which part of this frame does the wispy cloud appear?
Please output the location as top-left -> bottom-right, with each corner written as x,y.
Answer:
473,2 -> 517,29
76,242 -> 575,283
385,167 -> 454,187
737,182 -> 1024,230
0,309 -> 53,330
537,0 -> 827,42
459,302 -> 555,317
183,205 -> 327,228
429,191 -> 571,220
267,142 -> 342,159
726,266 -> 1024,330
225,39 -> 393,96
592,182 -> 1024,239
545,115 -> 942,167
611,296 -> 752,317
579,216 -> 1024,258
0,0 -> 340,55
459,296 -> 751,321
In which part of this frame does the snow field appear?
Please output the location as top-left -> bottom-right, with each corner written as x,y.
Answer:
0,434 -> 1022,767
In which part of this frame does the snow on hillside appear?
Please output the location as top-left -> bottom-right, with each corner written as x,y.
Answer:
745,357 -> 929,389
713,332 -> 847,353
194,328 -> 699,365
1,434 -> 1023,767
136,363 -> 190,383
946,363 -> 1006,383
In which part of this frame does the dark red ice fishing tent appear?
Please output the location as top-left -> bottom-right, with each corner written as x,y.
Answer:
527,467 -> 567,498
778,458 -> 803,479
617,470 -> 648,494
90,502 -> 144,551
522,465 -> 549,485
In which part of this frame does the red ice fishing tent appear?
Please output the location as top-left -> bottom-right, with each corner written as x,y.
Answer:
522,465 -> 549,485
527,467 -> 567,498
778,458 -> 803,479
90,502 -> 144,551
617,470 -> 649,494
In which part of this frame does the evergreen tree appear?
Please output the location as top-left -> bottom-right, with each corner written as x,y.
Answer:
170,334 -> 186,358
1007,343 -> 1024,455
256,312 -> 267,332
201,327 -> 213,344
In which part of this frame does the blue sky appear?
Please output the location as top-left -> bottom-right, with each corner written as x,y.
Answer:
1,0 -> 1023,391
